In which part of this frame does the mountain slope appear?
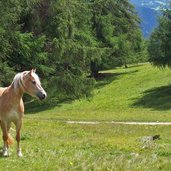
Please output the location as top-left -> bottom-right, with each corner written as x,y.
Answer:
130,0 -> 169,37
135,6 -> 159,37
130,0 -> 168,10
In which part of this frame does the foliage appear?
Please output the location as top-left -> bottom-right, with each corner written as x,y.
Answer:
90,0 -> 144,71
148,5 -> 171,67
0,0 -> 21,85
0,0 -> 145,100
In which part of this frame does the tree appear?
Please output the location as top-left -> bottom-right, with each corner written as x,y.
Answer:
90,0 -> 143,75
17,0 -> 96,99
148,5 -> 171,67
0,0 -> 22,85
0,0 -> 145,102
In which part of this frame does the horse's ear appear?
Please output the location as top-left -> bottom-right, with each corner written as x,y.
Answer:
29,69 -> 36,76
29,70 -> 32,76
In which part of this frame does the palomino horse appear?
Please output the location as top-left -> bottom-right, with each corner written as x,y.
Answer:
0,69 -> 47,157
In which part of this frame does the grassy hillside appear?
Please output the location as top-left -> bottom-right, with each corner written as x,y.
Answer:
27,63 -> 171,122
1,63 -> 171,170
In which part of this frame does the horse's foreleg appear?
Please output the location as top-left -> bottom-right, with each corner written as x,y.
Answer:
1,121 -> 9,157
16,119 -> 23,157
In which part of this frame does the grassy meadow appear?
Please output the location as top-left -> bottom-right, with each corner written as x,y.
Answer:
28,63 -> 171,122
1,63 -> 171,170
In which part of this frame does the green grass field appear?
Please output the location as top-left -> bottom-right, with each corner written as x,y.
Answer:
1,63 -> 171,170
27,63 -> 171,122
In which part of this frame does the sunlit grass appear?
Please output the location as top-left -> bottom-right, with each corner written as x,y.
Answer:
27,63 -> 171,122
1,119 -> 171,170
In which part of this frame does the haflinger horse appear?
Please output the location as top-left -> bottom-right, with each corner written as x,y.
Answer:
0,69 -> 47,157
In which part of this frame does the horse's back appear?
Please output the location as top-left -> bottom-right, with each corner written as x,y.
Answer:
0,87 -> 7,96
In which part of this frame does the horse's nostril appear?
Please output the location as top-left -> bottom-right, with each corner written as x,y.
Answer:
42,93 -> 47,99
37,92 -> 47,100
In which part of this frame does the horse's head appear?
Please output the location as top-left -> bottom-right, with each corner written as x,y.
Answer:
19,69 -> 47,100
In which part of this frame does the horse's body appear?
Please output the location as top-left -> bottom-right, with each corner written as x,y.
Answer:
0,69 -> 46,157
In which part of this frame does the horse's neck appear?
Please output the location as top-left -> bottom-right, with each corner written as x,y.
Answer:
7,83 -> 23,105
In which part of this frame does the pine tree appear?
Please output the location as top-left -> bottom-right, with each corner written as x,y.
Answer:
90,0 -> 143,75
0,0 -> 22,86
20,0 -> 96,99
148,6 -> 171,67
0,0 -> 145,101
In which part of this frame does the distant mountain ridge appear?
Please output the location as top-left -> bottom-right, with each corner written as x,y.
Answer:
130,0 -> 168,11
130,0 -> 169,38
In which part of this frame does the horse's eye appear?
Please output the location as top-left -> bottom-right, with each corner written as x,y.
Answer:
32,81 -> 36,85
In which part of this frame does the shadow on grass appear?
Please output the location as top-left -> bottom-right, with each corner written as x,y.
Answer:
96,70 -> 138,89
125,63 -> 146,69
0,148 -> 6,158
25,98 -> 71,114
0,148 -> 3,158
133,85 -> 171,111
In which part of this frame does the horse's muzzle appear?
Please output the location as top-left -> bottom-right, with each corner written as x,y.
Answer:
37,91 -> 47,100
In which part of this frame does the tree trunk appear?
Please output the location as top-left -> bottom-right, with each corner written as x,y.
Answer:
90,61 -> 99,78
